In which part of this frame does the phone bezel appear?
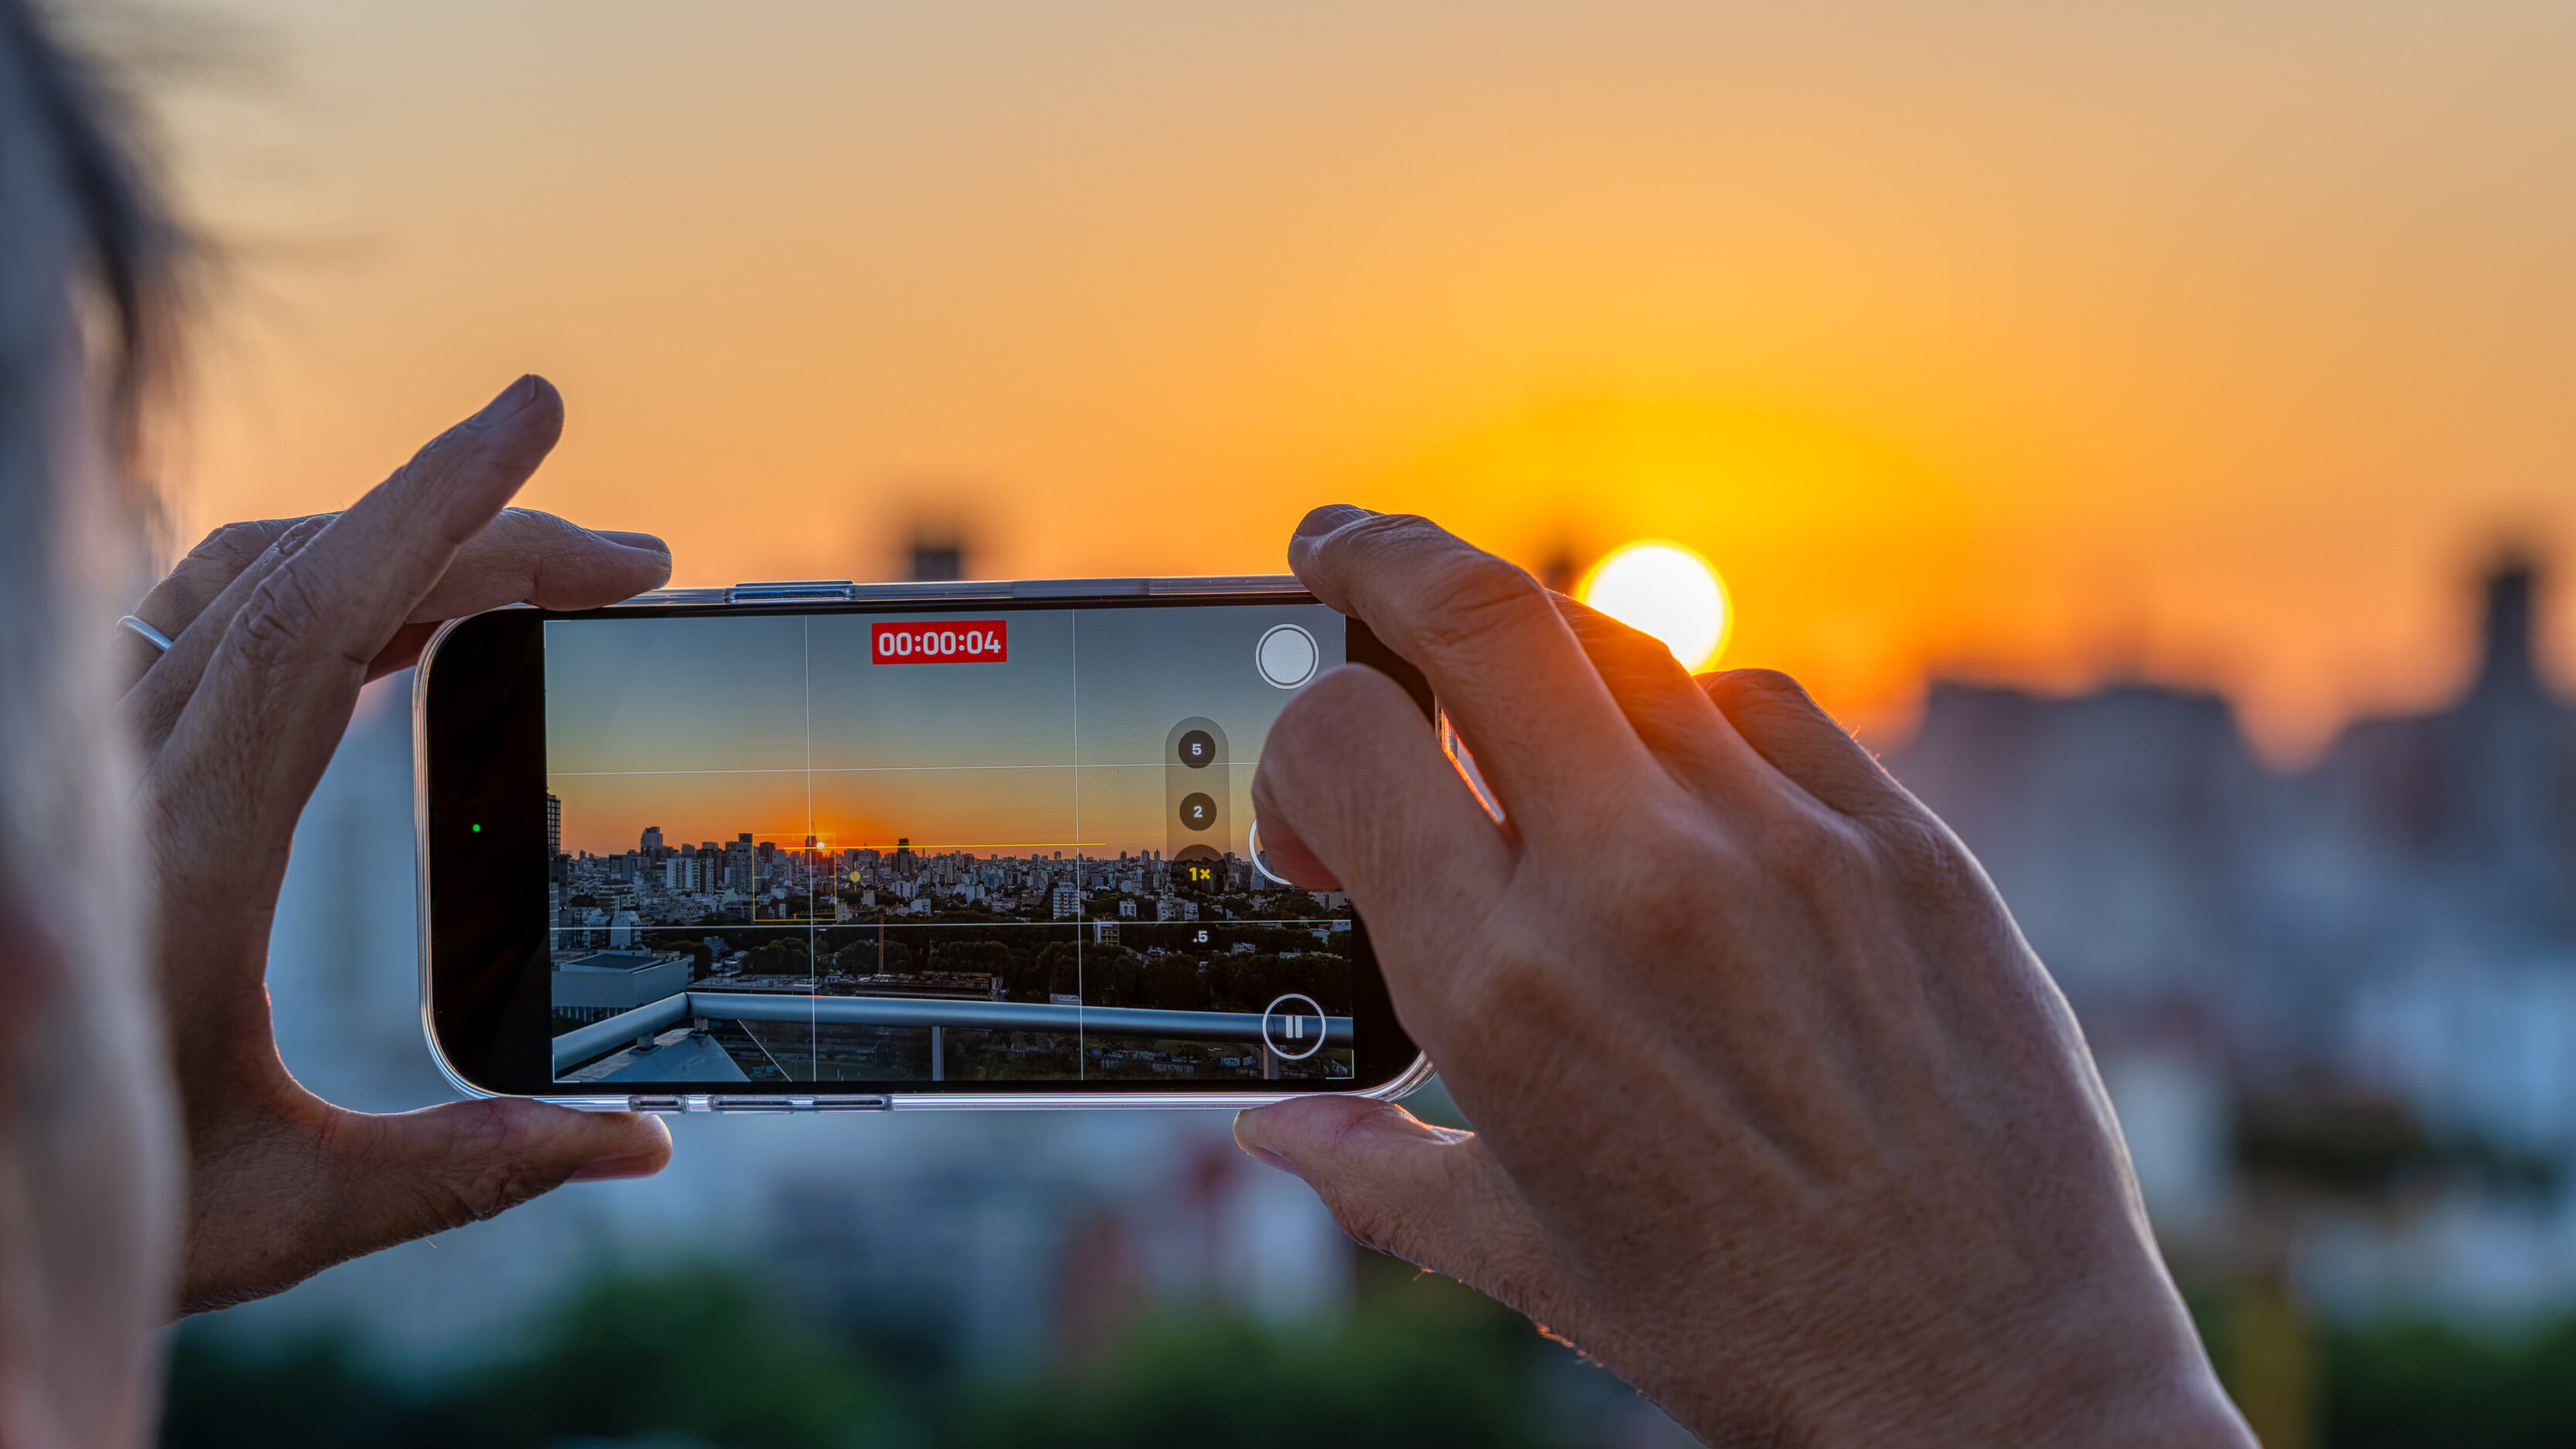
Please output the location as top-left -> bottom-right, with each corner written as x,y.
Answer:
413,577 -> 1435,1112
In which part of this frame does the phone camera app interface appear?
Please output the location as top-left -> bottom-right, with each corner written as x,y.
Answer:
539,604 -> 1358,1088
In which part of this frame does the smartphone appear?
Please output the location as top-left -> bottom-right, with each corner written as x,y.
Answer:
413,575 -> 1435,1111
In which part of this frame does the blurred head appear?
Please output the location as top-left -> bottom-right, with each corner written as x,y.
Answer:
0,0 -> 182,1441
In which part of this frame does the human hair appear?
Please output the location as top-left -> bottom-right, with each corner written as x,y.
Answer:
0,0 -> 185,1439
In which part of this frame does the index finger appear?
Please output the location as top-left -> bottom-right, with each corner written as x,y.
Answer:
1288,507 -> 1662,842
152,376 -> 566,847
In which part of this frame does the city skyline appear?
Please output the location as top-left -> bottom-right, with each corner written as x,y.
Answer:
543,603 -> 1338,856
554,818 -> 1180,864
545,763 -> 1260,861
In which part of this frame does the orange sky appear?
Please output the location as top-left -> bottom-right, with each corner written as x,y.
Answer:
157,0 -> 2576,759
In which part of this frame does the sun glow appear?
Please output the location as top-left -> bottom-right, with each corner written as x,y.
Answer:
1579,542 -> 1731,672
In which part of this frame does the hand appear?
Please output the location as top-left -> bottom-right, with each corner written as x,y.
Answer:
124,376 -> 679,1314
1235,509 -> 2254,1447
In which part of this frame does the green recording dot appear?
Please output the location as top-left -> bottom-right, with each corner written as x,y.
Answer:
471,823 -> 482,833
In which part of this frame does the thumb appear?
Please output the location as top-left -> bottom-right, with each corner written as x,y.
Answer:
335,1097 -> 671,1245
179,1097 -> 673,1314
1236,1096 -> 1567,1309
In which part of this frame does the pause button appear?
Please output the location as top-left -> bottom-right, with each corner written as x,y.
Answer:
1261,993 -> 1328,1062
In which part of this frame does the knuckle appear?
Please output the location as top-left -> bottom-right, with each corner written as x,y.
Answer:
1705,666 -> 1816,720
276,514 -> 333,555
1588,614 -> 1690,680
1866,806 -> 1990,904
1763,801 -> 1867,885
401,420 -> 471,478
1454,949 -> 1581,1052
230,560 -> 354,672
405,1103 -> 566,1230
1327,509 -> 1441,556
498,505 -> 578,539
482,506 -> 563,551
387,434 -> 489,544
406,1160 -> 545,1235
185,519 -> 282,570
456,1158 -> 553,1224
1615,841 -> 1730,950
1405,553 -> 1551,658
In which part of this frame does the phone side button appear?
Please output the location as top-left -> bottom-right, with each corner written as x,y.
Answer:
727,580 -> 856,604
1012,577 -> 1146,598
627,1095 -> 682,1114
813,1095 -> 894,1112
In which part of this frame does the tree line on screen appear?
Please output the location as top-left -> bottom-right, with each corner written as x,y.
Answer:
649,920 -> 1357,1016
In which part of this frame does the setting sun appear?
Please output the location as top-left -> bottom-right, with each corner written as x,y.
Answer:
1579,542 -> 1731,672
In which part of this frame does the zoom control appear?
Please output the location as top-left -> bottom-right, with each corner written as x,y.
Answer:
1164,717 -> 1231,870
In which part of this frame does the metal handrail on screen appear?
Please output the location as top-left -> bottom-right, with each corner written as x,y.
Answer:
550,990 -> 1352,1075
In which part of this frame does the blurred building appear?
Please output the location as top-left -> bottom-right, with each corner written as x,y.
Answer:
1887,556 -> 2576,1318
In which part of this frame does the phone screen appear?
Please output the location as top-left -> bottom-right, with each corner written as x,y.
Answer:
531,600 -> 1373,1090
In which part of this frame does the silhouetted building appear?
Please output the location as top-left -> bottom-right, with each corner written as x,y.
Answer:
1888,553 -> 2576,1141
2309,556 -> 2576,951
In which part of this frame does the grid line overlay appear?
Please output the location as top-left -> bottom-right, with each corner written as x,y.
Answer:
542,605 -> 1355,1087
805,615 -> 816,1078
1071,611 -> 1083,1080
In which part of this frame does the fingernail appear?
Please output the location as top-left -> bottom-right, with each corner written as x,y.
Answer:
569,1153 -> 662,1182
1242,1144 -> 1303,1178
1295,505 -> 1370,539
470,375 -> 542,427
276,515 -> 333,556
1234,1111 -> 1307,1179
597,529 -> 672,557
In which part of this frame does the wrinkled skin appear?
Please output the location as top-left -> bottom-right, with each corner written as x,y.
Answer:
1236,508 -> 2255,1447
120,377 -> 676,1313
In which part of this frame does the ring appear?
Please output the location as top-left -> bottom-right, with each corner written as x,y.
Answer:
117,614 -> 175,655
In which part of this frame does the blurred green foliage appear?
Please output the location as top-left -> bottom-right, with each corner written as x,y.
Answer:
159,1264 -> 1570,1449
2190,1289 -> 2576,1449
2316,1318 -> 2576,1449
951,1278 -> 1553,1449
161,1270 -> 899,1449
165,1255 -> 2576,1448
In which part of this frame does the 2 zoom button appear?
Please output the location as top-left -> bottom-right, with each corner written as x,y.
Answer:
1177,792 -> 1217,831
